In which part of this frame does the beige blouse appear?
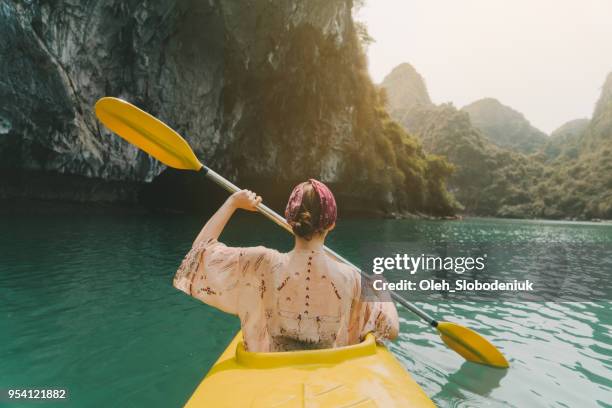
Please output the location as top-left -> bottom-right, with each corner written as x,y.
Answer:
173,238 -> 399,352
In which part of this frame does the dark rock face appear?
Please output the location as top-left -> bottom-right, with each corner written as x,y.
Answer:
0,0 -> 187,181
461,98 -> 548,154
0,0 -> 456,216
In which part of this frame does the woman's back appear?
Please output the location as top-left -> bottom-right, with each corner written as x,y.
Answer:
174,239 -> 397,352
173,180 -> 398,352
260,248 -> 357,351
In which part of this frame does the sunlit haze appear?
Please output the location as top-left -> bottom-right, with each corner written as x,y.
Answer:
357,0 -> 612,133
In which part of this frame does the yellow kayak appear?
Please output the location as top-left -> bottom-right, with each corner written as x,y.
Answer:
184,332 -> 435,407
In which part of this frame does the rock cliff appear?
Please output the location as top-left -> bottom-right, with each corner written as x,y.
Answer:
0,0 -> 456,216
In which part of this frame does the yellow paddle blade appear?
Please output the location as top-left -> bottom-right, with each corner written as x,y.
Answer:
437,322 -> 509,368
95,97 -> 203,171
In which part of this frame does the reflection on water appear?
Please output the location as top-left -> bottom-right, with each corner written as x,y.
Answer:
1,214 -> 611,407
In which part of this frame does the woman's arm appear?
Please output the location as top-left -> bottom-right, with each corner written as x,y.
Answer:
349,271 -> 400,343
174,189 -> 263,315
193,189 -> 262,246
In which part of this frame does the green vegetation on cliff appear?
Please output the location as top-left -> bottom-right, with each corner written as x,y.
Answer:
402,103 -> 543,215
344,44 -> 458,216
462,98 -> 548,154
224,17 -> 459,216
528,73 -> 612,219
541,118 -> 589,160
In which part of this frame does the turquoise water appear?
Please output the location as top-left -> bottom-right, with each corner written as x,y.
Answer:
1,213 -> 611,407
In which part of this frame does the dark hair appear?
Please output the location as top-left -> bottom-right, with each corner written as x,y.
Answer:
292,182 -> 322,240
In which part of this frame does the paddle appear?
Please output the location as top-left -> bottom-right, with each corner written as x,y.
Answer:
95,97 -> 509,368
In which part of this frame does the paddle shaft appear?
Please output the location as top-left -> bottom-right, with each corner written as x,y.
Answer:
201,166 -> 438,327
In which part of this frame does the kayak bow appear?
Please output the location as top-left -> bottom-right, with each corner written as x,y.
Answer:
184,332 -> 435,407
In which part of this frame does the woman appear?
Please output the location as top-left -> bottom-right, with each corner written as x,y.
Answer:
173,179 -> 398,352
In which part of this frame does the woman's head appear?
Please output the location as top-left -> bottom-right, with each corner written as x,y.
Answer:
285,179 -> 337,240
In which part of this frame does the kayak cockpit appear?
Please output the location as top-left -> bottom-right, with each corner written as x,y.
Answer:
236,333 -> 377,368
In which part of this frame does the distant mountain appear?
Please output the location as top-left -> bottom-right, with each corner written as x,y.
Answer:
510,72 -> 612,219
380,63 -> 432,122
381,62 -> 612,219
542,118 -> 589,160
551,118 -> 590,139
380,63 -> 542,215
462,98 -> 548,154
401,103 -> 543,215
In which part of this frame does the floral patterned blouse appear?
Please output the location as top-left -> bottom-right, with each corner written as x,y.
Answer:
173,238 -> 399,352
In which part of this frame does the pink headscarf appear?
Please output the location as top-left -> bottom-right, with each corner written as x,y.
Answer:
284,179 -> 337,230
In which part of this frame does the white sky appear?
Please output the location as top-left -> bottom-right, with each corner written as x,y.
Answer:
356,0 -> 612,133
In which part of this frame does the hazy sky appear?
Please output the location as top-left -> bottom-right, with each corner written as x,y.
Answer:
357,0 -> 612,133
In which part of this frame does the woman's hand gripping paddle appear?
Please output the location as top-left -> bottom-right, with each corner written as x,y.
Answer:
95,97 -> 509,368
